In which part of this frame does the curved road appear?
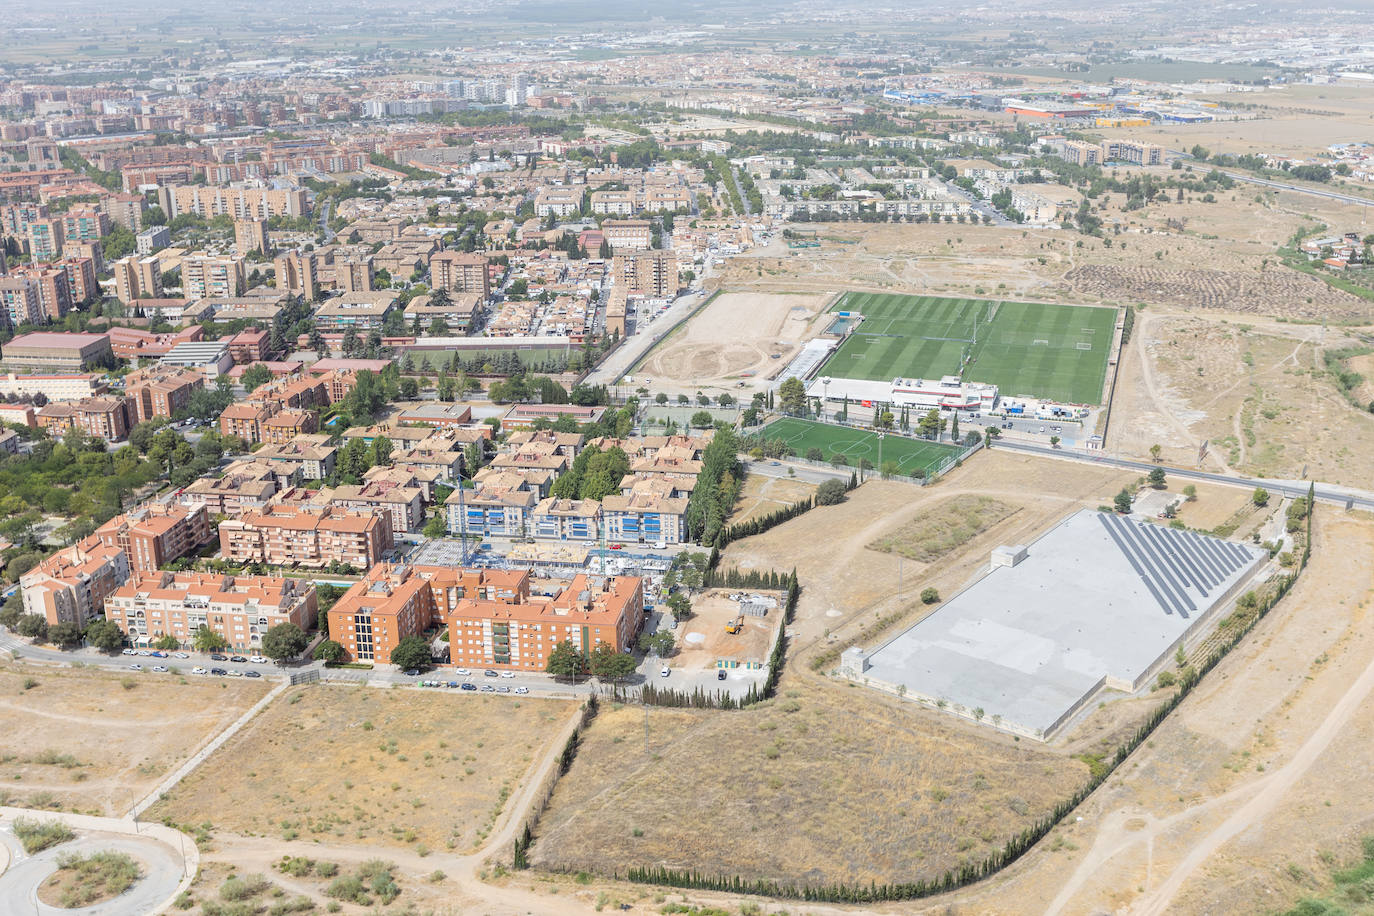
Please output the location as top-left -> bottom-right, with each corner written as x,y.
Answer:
0,829 -> 184,916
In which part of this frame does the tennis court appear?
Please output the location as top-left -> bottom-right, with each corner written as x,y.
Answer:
760,418 -> 963,478
822,292 -> 1117,404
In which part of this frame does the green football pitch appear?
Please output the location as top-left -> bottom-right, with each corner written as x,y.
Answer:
759,418 -> 963,477
823,292 -> 1118,404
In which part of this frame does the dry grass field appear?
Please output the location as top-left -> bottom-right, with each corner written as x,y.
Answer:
718,174 -> 1374,322
868,494 -> 1020,562
149,685 -> 573,853
531,680 -> 1088,887
0,663 -> 269,817
1109,308 -> 1374,487
726,472 -> 817,527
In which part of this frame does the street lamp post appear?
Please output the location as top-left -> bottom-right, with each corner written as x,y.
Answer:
821,377 -> 830,421
877,431 -> 885,477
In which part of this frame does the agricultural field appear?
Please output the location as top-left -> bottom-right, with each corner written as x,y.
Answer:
758,417 -> 963,477
0,663 -> 269,817
823,291 -> 1118,404
148,685 -> 573,853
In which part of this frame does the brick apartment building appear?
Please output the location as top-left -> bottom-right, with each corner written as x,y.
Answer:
124,366 -> 204,422
218,504 -> 392,569
36,395 -> 133,441
104,572 -> 318,651
447,573 -> 643,671
19,538 -> 131,627
93,501 -> 213,574
326,564 -> 529,665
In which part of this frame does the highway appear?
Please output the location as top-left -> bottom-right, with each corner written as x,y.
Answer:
991,439 -> 1374,511
1204,166 -> 1374,208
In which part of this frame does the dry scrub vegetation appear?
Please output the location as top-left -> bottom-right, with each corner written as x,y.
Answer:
867,494 -> 1020,561
150,685 -> 572,853
531,678 -> 1087,888
0,662 -> 268,816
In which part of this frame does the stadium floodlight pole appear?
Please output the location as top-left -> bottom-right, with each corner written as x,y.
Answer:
877,431 -> 885,475
821,377 -> 830,420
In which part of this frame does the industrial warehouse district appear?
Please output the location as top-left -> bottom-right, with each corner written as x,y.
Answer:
1,2 -> 1374,914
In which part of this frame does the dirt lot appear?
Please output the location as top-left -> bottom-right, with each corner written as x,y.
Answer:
637,290 -> 833,396
671,588 -> 781,672
718,180 -> 1374,322
1108,307 -> 1374,487
149,685 -> 573,853
532,678 -> 1087,888
727,473 -> 817,526
0,663 -> 268,817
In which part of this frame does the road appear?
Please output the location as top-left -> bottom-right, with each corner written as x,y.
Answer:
582,286 -> 712,386
991,439 -> 1374,511
0,813 -> 192,916
742,457 -> 853,485
1209,167 -> 1374,207
316,198 -> 335,242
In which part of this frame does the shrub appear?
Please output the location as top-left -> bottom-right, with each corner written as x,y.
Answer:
920,587 -> 940,605
13,817 -> 74,853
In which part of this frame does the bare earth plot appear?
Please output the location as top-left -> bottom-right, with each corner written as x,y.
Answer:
720,179 -> 1374,321
1108,308 -> 1374,487
638,291 -> 832,392
0,663 -> 268,816
149,685 -> 573,853
727,474 -> 817,526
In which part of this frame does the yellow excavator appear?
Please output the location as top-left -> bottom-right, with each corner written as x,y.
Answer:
725,614 -> 744,635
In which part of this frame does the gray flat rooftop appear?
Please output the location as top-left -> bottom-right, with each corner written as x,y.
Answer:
862,509 -> 1265,736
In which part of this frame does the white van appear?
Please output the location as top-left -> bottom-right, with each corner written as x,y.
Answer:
660,666 -> 671,678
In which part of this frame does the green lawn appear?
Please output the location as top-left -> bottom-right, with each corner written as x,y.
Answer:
823,292 -> 1117,405
759,418 -> 963,478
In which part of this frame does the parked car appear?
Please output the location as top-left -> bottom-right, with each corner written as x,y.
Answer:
210,668 -> 228,676
717,669 -> 727,680
404,669 -> 420,677
460,683 -> 477,691
499,671 -> 515,679
484,669 -> 498,678
229,655 -> 248,663
514,687 -> 530,695
453,668 -> 471,676
173,652 -> 189,659
137,650 -> 151,656
244,671 -> 262,678
127,664 -> 142,670
122,649 -> 137,656
152,665 -> 168,672
480,684 -> 496,692
210,654 -> 228,661
660,666 -> 670,678
226,670 -> 244,677
150,651 -> 167,658
248,655 -> 268,664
